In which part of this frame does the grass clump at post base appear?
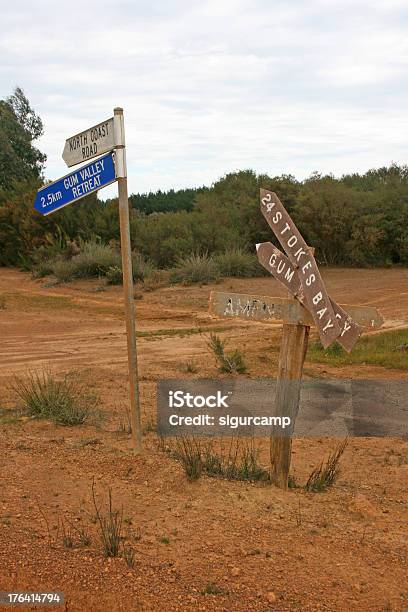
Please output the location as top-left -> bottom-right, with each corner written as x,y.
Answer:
170,436 -> 269,482
13,370 -> 98,425
307,329 -> 408,370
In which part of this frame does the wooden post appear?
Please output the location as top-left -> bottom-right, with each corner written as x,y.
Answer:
114,107 -> 142,454
270,246 -> 314,489
270,323 -> 309,489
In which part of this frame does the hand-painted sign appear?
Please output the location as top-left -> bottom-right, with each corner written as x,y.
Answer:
260,189 -> 341,348
256,242 -> 366,352
209,291 -> 312,325
62,118 -> 114,167
210,290 -> 383,334
34,152 -> 116,216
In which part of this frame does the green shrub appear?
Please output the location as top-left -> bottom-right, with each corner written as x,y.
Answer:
214,248 -> 262,278
13,370 -> 98,425
67,241 -> 121,278
50,259 -> 76,282
106,265 -> 123,285
131,251 -> 155,282
0,295 -> 5,309
31,260 -> 55,279
105,253 -> 156,285
142,269 -> 171,291
170,253 -> 220,285
207,333 -> 247,374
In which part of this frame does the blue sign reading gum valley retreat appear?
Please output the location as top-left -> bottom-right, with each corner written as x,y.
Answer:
34,152 -> 117,216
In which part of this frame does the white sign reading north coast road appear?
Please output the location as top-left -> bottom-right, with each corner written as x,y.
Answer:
62,117 -> 114,167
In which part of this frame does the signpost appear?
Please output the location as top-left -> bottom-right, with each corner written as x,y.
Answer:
62,117 -> 114,167
34,108 -> 142,454
209,190 -> 383,489
34,152 -> 116,216
260,189 -> 341,348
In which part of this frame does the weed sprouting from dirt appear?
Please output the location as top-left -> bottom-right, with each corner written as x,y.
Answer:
122,544 -> 135,568
305,439 -> 348,492
207,333 -> 247,374
12,370 -> 98,425
160,536 -> 170,545
91,480 -> 124,557
180,359 -> 199,374
60,518 -> 74,548
143,417 -> 156,434
117,403 -> 132,434
0,294 -> 6,309
201,582 -> 227,595
174,436 -> 203,481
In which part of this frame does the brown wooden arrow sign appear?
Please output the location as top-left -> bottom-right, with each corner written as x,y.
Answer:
256,242 -> 367,352
260,189 -> 341,348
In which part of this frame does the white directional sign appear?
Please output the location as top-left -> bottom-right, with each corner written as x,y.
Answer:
62,117 -> 114,167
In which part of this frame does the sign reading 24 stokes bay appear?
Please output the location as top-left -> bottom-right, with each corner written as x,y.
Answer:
62,117 -> 114,167
260,189 -> 341,348
256,242 -> 364,352
34,152 -> 116,215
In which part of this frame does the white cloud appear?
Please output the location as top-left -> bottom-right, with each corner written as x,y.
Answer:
0,0 -> 407,196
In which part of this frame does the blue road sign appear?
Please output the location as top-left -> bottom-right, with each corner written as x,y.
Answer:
34,152 -> 117,216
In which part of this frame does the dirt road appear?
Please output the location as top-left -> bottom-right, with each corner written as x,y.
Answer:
0,268 -> 407,611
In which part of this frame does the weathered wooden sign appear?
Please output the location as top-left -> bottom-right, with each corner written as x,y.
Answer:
260,189 -> 341,348
256,242 -> 370,352
210,290 -> 383,334
208,189 -> 384,490
62,117 -> 114,167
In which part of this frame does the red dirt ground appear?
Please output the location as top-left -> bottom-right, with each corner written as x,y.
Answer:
0,268 -> 407,611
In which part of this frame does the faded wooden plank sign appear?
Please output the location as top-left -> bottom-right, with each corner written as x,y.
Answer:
209,291 -> 312,325
210,290 -> 383,332
256,242 -> 364,352
260,189 -> 341,348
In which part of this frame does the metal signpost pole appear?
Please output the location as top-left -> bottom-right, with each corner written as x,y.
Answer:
113,107 -> 142,454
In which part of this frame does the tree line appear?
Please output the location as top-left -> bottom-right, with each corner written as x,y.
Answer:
1,88 -> 407,269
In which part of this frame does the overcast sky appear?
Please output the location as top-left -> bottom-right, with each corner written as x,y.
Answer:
1,0 -> 407,196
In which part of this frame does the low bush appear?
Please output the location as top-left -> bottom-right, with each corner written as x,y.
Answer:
65,241 -> 121,278
13,370 -> 98,425
170,253 -> 220,285
214,248 -> 263,278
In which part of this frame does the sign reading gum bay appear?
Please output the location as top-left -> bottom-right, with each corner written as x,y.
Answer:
260,189 -> 341,348
256,242 -> 364,352
34,152 -> 116,215
62,117 -> 114,167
